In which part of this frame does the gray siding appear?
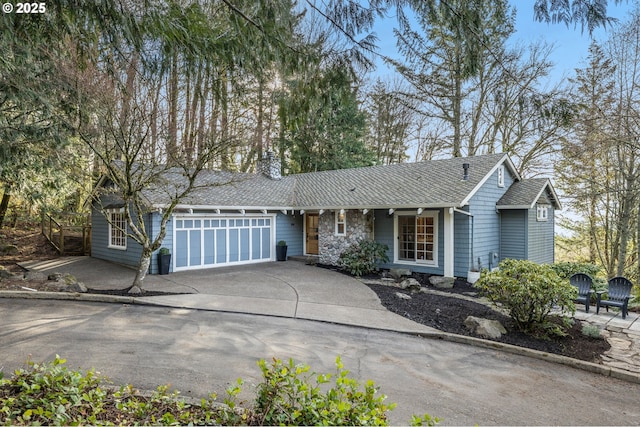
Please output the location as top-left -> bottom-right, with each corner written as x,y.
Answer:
149,213 -> 173,274
454,209 -> 471,276
467,167 -> 514,271
91,207 -> 143,269
500,210 -> 527,261
276,211 -> 304,256
373,209 -> 394,266
527,206 -> 555,264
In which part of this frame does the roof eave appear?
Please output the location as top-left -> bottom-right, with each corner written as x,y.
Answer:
496,205 -> 534,210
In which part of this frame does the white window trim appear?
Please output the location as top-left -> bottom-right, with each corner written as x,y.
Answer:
497,165 -> 505,188
537,204 -> 550,222
335,210 -> 346,236
393,210 -> 439,267
107,208 -> 127,250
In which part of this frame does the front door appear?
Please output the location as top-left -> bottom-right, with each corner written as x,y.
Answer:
306,213 -> 319,255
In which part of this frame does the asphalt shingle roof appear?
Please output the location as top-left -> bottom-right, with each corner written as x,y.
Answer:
293,153 -> 507,209
138,153 -> 516,210
497,178 -> 561,209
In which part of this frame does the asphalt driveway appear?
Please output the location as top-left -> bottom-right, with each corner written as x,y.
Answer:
3,298 -> 640,426
20,257 -> 436,333
6,256 -> 640,424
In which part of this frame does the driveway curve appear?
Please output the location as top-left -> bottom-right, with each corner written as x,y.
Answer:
2,299 -> 640,426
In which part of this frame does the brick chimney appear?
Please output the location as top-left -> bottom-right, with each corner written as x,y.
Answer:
260,151 -> 281,180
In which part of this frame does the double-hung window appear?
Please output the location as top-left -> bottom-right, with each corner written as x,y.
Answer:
536,204 -> 549,222
108,209 -> 127,249
396,212 -> 438,265
335,210 -> 346,236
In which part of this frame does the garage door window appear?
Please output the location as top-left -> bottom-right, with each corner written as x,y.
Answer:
174,216 -> 273,270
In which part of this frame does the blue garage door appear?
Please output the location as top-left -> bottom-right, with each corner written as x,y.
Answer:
174,216 -> 273,270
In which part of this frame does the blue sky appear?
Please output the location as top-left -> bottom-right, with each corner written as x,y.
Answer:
370,0 -> 635,85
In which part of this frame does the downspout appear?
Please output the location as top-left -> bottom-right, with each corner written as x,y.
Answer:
453,208 -> 474,271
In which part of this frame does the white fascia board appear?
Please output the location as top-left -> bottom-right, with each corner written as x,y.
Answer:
295,203 -> 460,211
153,204 -> 294,212
459,154 -> 519,207
541,179 -> 563,210
496,205 -> 532,210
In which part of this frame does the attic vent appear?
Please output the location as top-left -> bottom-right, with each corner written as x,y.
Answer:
260,151 -> 281,180
462,163 -> 470,181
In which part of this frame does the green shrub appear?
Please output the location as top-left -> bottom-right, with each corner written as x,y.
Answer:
0,355 -> 107,426
474,259 -> 577,336
254,356 -> 438,426
338,240 -> 389,277
0,356 -> 438,426
550,261 -> 608,296
550,261 -> 602,280
581,324 -> 603,339
0,355 -> 225,426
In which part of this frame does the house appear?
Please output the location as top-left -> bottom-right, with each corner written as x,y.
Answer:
91,152 -> 561,278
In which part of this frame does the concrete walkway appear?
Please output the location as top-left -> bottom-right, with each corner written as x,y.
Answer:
10,256 -> 640,382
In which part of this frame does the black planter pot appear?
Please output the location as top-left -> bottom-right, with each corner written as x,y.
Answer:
158,253 -> 171,275
276,245 -> 288,261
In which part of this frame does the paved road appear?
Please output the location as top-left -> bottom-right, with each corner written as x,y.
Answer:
2,299 -> 640,426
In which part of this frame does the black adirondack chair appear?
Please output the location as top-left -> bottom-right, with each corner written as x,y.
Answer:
596,277 -> 634,319
570,273 -> 594,313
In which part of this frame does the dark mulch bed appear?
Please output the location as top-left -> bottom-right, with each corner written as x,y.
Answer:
366,279 -> 611,363
317,264 -> 610,362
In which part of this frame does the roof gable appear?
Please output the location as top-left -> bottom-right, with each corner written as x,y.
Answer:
497,178 -> 562,210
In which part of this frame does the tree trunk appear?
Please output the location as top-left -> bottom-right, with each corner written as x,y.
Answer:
167,52 -> 179,164
452,73 -> 462,157
0,187 -> 11,229
616,171 -> 636,277
129,247 -> 152,294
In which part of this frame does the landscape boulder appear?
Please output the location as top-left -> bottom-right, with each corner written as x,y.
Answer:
48,273 -> 63,281
66,282 -> 88,293
464,316 -> 506,339
429,276 -> 455,289
395,292 -> 412,300
399,278 -> 421,292
24,271 -> 46,281
389,268 -> 412,281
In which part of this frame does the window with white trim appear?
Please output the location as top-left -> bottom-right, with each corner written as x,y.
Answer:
536,204 -> 549,222
335,210 -> 346,235
497,165 -> 505,187
396,212 -> 438,265
108,209 -> 127,249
